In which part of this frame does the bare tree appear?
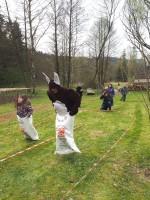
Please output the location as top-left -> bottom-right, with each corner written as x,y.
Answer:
49,0 -> 85,87
65,0 -> 85,87
123,0 -> 150,119
59,12 -> 69,85
67,0 -> 73,87
87,0 -> 119,88
49,0 -> 64,75
18,0 -> 51,93
123,0 -> 150,65
23,0 -> 28,63
96,0 -> 119,61
144,0 -> 150,8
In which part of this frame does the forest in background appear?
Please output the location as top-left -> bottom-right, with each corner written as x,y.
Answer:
0,12 -> 145,88
1,0 -> 150,90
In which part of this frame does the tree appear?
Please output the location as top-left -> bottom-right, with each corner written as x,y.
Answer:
121,50 -> 128,82
128,47 -> 137,81
49,0 -> 64,75
2,1 -> 29,86
123,0 -> 150,69
116,58 -> 124,82
49,0 -> 84,87
19,0 -> 50,93
87,0 -> 119,88
0,11 -> 27,86
10,20 -> 27,85
65,0 -> 85,87
123,0 -> 150,119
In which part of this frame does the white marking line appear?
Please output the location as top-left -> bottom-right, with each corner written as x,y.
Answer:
62,129 -> 129,200
0,125 -> 83,163
0,138 -> 54,163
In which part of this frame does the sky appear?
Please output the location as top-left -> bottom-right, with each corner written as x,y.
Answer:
0,0 -> 131,58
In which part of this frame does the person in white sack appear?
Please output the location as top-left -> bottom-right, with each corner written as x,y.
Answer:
15,95 -> 39,140
42,72 -> 81,155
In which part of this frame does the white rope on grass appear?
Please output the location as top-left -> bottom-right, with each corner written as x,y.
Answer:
0,138 -> 54,162
61,128 -> 130,200
0,125 -> 83,163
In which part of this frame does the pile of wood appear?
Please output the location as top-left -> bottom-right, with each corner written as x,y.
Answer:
128,84 -> 146,91
128,79 -> 150,91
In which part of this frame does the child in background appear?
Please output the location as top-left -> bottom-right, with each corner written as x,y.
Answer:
100,90 -> 112,111
15,95 -> 39,140
120,86 -> 128,102
107,84 -> 115,106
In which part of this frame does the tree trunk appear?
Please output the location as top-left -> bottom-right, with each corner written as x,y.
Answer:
54,0 -> 60,75
28,0 -> 36,94
24,0 -> 31,87
67,0 -> 73,88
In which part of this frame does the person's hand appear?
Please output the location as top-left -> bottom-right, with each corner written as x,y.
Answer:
69,111 -> 74,116
69,108 -> 78,116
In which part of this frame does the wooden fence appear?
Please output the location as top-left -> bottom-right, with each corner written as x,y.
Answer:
0,88 -> 31,104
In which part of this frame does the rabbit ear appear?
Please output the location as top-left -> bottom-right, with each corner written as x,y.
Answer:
42,72 -> 50,84
54,72 -> 60,85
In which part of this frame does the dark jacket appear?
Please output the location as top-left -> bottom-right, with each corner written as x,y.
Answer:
120,87 -> 128,95
100,93 -> 112,110
47,80 -> 80,116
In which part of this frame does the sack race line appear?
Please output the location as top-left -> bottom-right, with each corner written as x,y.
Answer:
0,125 -> 82,163
0,138 -> 53,163
61,128 -> 130,200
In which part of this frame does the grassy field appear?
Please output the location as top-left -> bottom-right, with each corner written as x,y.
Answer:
0,91 -> 150,200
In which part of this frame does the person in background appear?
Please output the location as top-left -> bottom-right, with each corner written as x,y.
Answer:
120,86 -> 128,102
15,95 -> 39,140
100,90 -> 112,111
107,84 -> 115,106
117,82 -> 121,95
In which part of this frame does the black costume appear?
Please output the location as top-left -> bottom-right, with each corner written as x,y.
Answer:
42,72 -> 81,154
47,80 -> 80,116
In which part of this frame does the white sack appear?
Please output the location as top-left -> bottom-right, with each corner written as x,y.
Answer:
17,115 -> 39,140
53,101 -> 80,155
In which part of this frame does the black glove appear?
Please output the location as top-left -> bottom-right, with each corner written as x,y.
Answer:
69,108 -> 78,116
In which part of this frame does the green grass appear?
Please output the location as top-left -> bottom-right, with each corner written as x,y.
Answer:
0,92 -> 149,200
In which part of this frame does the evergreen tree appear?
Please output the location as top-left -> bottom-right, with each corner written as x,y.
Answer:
0,13 -> 27,86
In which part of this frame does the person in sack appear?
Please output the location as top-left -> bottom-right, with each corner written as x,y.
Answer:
100,90 -> 112,111
120,86 -> 128,102
107,84 -> 115,106
15,95 -> 39,140
42,72 -> 81,155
